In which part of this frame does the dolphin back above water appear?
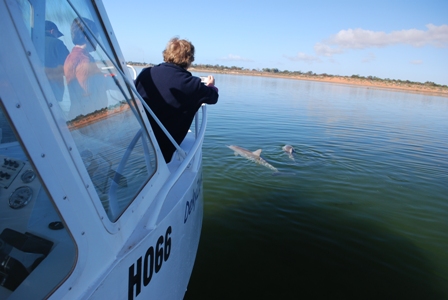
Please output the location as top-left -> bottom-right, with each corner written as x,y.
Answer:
227,145 -> 279,172
282,144 -> 295,161
282,145 -> 294,154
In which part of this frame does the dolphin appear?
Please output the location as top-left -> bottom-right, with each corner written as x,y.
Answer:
282,145 -> 295,161
227,145 -> 278,172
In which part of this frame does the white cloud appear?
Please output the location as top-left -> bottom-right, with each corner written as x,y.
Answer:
219,54 -> 253,62
410,60 -> 423,65
284,52 -> 321,63
314,43 -> 344,56
315,24 -> 448,56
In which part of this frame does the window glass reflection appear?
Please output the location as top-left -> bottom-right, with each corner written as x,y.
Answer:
11,0 -> 157,221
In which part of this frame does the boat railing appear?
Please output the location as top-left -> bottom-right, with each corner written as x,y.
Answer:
126,64 -> 137,80
146,104 -> 207,229
107,105 -> 207,220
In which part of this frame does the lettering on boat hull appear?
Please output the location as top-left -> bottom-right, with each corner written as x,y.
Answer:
184,175 -> 202,224
128,226 -> 172,300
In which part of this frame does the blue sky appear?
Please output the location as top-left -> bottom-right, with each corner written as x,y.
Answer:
103,0 -> 448,85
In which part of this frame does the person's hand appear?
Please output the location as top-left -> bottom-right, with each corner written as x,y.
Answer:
206,75 -> 215,87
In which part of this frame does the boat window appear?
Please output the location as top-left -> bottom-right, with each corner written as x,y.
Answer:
12,0 -> 32,37
0,105 -> 77,299
9,0 -> 157,221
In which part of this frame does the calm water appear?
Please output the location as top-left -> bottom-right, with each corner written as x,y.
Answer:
174,72 -> 448,299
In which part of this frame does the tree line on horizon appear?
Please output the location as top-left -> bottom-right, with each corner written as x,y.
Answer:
127,61 -> 447,88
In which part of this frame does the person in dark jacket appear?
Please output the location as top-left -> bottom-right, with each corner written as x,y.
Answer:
135,37 -> 219,163
44,21 -> 69,102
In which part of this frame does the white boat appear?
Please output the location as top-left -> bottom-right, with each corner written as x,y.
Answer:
0,0 -> 207,299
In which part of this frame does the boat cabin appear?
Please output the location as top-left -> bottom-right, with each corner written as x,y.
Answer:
0,0 -> 205,299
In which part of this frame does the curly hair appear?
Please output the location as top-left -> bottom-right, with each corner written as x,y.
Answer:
162,38 -> 195,69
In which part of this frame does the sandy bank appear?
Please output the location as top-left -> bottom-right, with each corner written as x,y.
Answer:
189,68 -> 448,98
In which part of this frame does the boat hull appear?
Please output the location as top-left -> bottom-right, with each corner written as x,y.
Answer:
90,171 -> 203,300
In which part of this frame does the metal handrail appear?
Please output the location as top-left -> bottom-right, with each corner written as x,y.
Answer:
126,64 -> 137,80
108,105 -> 207,221
108,128 -> 143,219
146,104 -> 207,229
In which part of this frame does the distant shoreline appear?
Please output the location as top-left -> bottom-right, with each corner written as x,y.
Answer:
128,64 -> 448,98
67,104 -> 129,130
187,67 -> 448,98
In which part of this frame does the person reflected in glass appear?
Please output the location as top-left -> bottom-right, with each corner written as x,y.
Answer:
135,37 -> 219,163
44,21 -> 69,102
64,17 -> 108,120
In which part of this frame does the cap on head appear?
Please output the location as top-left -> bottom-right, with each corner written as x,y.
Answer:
45,21 -> 64,37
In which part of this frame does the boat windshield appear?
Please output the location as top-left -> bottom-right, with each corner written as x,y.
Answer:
8,0 -> 157,221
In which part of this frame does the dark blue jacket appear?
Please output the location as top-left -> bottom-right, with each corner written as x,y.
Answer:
135,63 -> 219,162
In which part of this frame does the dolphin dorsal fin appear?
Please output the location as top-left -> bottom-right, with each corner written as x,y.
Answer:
252,149 -> 262,157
